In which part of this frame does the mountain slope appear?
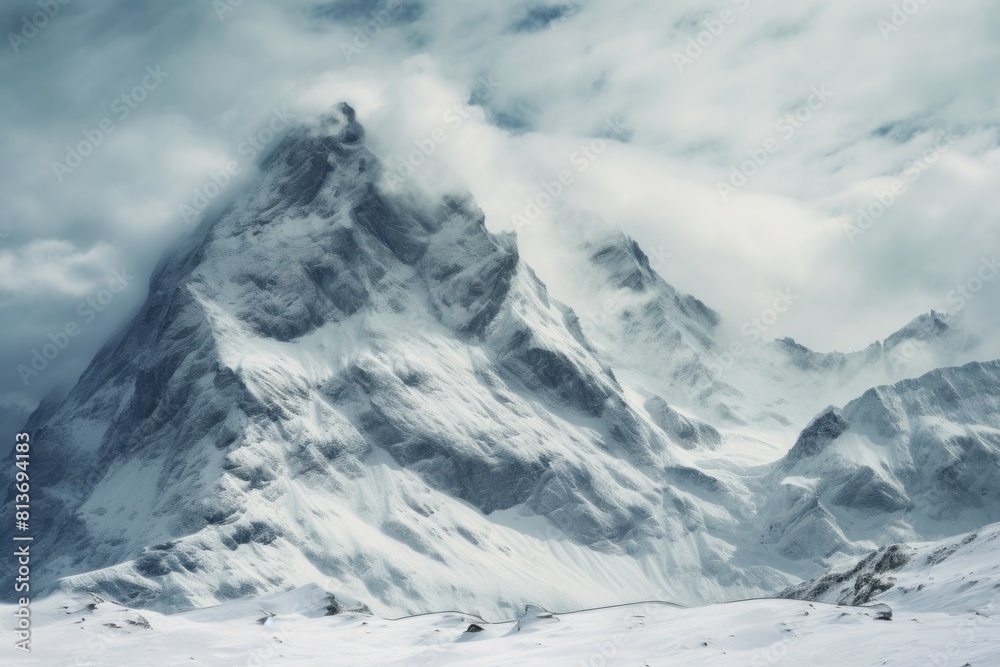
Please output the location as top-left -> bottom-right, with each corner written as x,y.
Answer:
18,104 -> 1000,622
761,360 -> 1000,566
783,520 -> 1000,615
23,105 -> 789,617
539,217 -> 982,444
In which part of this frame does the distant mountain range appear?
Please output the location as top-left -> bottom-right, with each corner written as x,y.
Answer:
15,105 -> 1000,620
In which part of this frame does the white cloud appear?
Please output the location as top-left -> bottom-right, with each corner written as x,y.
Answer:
0,0 -> 997,421
0,240 -> 122,300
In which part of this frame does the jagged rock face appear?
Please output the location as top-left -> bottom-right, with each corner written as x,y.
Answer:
644,395 -> 721,450
16,104 -> 1000,619
782,407 -> 850,467
763,360 -> 1000,565
782,542 -> 915,605
22,105 -> 796,616
782,522 -> 998,616
545,219 -> 980,435
547,227 -> 756,427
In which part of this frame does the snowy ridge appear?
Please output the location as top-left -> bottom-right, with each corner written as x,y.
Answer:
541,217 -> 983,444
784,520 -> 1000,615
14,104 -> 1000,627
22,105 -> 787,616
762,360 -> 1000,567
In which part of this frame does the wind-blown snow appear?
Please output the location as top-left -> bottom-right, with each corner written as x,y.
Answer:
14,105 -> 1000,628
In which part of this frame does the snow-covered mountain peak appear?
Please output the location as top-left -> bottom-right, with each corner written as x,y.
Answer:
14,107 -> 1000,627
781,406 -> 849,468
311,102 -> 364,141
22,108 -> 797,616
764,360 -> 1000,567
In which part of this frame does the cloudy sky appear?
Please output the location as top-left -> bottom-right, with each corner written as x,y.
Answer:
1,0 -> 998,433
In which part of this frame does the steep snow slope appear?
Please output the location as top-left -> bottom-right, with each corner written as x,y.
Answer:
17,103 -> 1000,622
762,360 -> 1000,567
22,105 -> 789,617
7,582 -> 999,666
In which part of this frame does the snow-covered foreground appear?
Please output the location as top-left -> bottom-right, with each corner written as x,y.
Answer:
5,585 -> 998,666
11,523 -> 1000,665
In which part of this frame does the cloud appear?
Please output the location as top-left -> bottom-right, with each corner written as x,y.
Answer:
0,0 -> 998,427
0,240 -> 122,301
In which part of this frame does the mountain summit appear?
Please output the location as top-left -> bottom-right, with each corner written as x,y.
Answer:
19,105 -> 1000,618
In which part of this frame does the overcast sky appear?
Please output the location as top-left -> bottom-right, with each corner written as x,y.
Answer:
1,0 -> 998,433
